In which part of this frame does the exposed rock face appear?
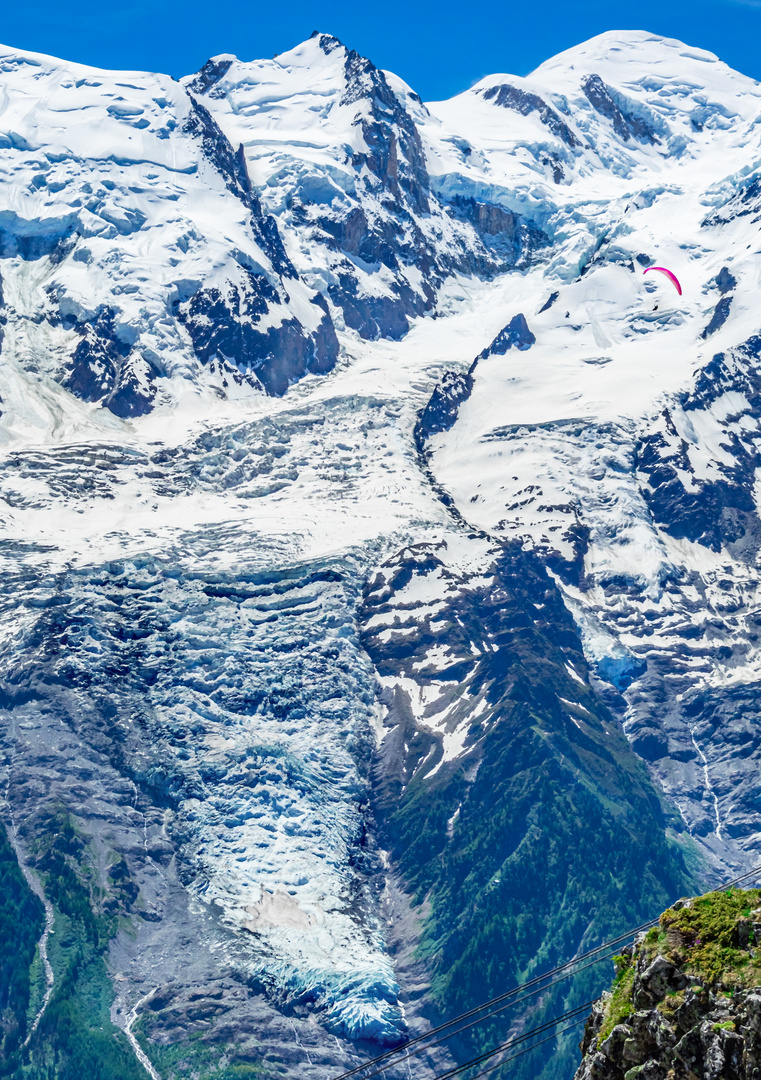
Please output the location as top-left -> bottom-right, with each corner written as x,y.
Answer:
62,307 -> 158,417
480,83 -> 580,147
444,194 -> 552,257
184,56 -> 234,97
701,296 -> 733,339
715,267 -> 737,295
636,333 -> 761,552
175,272 -> 338,395
480,312 -> 536,356
188,35 -> 549,343
415,368 -> 475,441
574,889 -> 761,1080
581,74 -> 662,144
181,94 -> 302,287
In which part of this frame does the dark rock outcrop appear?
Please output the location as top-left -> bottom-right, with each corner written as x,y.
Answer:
297,38 -> 455,339
446,196 -> 551,258
340,46 -> 430,217
415,314 -> 534,451
183,90 -> 345,397
62,308 -> 158,418
701,295 -> 732,338
481,83 -> 580,147
415,369 -> 475,443
715,266 -> 737,294
479,312 -> 536,356
636,334 -> 761,551
176,272 -> 338,395
185,56 -> 234,97
582,74 -> 661,144
575,888 -> 761,1080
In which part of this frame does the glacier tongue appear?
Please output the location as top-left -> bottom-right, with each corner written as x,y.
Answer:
0,329 -> 471,1057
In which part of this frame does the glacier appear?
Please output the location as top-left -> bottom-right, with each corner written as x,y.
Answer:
1,25 -> 761,1080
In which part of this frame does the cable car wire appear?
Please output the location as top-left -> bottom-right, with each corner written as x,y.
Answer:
332,922 -> 653,1080
426,999 -> 597,1080
460,1016 -> 588,1080
332,864 -> 761,1080
353,945 -> 636,1080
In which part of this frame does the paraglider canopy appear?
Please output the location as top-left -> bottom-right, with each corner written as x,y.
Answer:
643,266 -> 682,296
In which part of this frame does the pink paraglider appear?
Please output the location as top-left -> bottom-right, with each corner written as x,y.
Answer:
643,266 -> 682,296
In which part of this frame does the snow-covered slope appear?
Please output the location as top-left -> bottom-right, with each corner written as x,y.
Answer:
427,31 -> 761,223
3,26 -> 761,1080
0,44 -> 338,432
422,32 -> 761,868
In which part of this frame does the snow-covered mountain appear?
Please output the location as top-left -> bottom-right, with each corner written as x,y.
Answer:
2,26 -> 761,1080
422,32 -> 761,862
0,42 -> 339,424
183,34 -> 542,342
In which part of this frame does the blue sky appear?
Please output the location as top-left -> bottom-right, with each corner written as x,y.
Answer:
2,0 -> 760,100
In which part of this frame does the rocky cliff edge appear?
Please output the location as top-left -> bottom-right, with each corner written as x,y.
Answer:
575,887 -> 761,1080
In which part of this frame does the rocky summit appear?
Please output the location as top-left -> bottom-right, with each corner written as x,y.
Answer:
1,24 -> 761,1080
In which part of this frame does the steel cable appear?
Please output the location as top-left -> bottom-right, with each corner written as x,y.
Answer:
332,863 -> 761,1080
427,865 -> 761,1080
460,1017 -> 588,1080
332,923 -> 652,1080
425,999 -> 597,1080
353,946 -> 634,1080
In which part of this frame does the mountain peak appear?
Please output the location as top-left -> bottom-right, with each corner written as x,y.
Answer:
270,32 -> 350,71
185,54 -> 238,95
528,28 -> 736,89
308,30 -> 346,55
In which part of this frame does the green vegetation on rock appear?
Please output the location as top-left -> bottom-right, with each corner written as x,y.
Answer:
597,955 -> 636,1043
365,544 -> 699,1080
658,887 -> 761,988
12,807 -> 148,1080
133,1022 -> 271,1080
578,886 -> 761,1080
596,886 -> 761,1045
0,822 -> 45,1074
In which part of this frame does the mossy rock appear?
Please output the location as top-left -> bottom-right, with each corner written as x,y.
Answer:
596,886 -> 761,1046
658,887 -> 761,987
